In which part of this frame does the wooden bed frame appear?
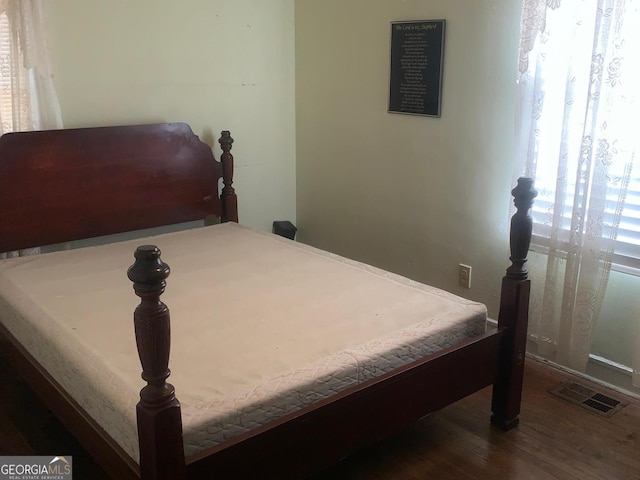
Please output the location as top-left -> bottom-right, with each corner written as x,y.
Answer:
0,122 -> 536,480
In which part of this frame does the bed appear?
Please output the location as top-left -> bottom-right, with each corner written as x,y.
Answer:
0,122 -> 536,480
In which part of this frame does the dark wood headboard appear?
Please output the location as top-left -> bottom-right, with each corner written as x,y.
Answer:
0,122 -> 237,252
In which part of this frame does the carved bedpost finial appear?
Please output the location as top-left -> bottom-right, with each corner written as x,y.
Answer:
219,131 -> 238,223
128,245 -> 169,295
506,177 -> 537,280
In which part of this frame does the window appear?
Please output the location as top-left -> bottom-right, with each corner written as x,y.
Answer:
522,0 -> 640,273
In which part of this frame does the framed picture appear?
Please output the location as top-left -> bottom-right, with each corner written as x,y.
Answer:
388,20 -> 445,117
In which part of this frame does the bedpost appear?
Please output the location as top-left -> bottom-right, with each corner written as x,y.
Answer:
219,131 -> 238,223
491,177 -> 537,431
128,246 -> 186,480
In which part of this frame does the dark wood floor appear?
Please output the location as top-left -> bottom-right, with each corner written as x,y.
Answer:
1,352 -> 639,479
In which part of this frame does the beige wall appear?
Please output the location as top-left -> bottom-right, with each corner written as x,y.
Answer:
295,0 -> 522,317
46,0 -> 296,232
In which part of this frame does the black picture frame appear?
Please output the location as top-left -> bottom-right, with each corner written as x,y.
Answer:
388,20 -> 446,117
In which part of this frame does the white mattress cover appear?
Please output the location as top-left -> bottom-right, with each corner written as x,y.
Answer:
0,223 -> 487,461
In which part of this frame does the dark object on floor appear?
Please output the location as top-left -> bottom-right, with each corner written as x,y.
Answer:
273,220 -> 297,240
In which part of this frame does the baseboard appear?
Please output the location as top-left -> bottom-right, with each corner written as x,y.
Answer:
526,352 -> 640,400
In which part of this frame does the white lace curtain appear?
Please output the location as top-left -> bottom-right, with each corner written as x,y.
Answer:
0,0 -> 61,258
517,0 -> 639,373
0,0 -> 61,133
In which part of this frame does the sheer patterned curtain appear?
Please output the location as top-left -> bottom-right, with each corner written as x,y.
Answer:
0,0 -> 62,258
517,0 -> 639,372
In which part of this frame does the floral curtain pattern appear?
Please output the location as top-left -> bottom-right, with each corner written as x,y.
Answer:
517,0 -> 639,373
0,0 -> 62,258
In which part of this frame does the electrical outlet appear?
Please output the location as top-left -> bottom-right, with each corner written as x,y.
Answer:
458,264 -> 472,289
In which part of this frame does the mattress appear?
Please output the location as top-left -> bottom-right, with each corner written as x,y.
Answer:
0,223 -> 487,461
